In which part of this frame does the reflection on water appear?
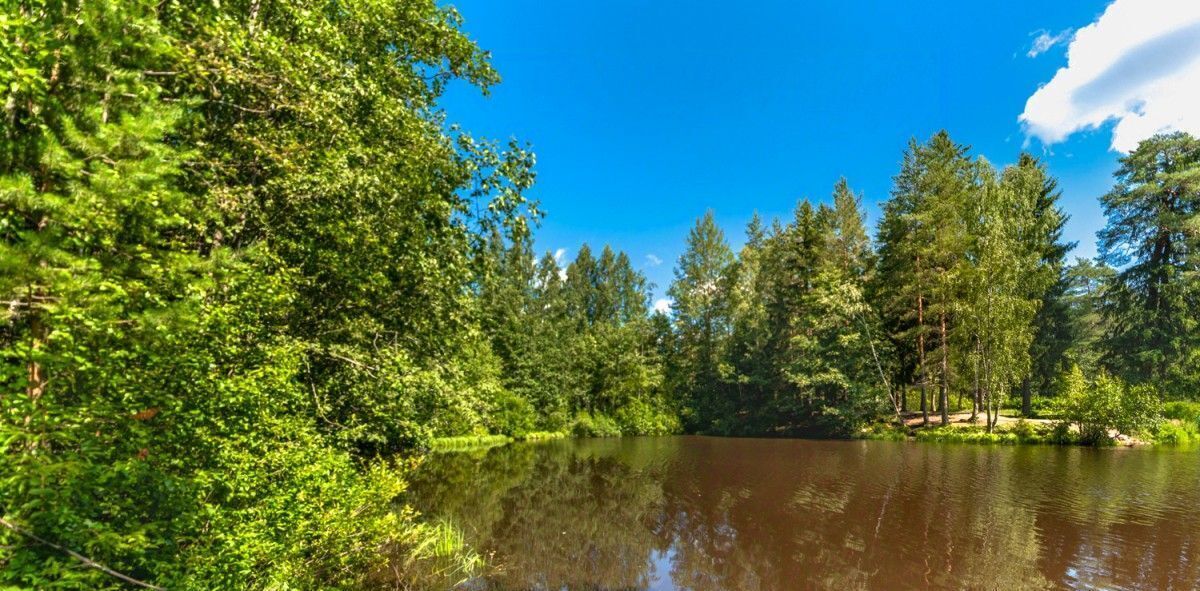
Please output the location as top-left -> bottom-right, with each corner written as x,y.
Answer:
407,436 -> 1200,590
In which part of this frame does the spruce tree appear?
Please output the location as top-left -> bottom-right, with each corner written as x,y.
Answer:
668,211 -> 735,431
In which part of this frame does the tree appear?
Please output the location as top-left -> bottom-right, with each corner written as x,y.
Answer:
960,161 -> 1043,431
668,211 -> 736,431
1097,132 -> 1200,397
725,214 -> 773,431
916,132 -> 975,426
828,178 -> 874,278
1064,258 -> 1117,373
1007,154 -> 1075,414
875,132 -> 974,426
1,1 -> 538,587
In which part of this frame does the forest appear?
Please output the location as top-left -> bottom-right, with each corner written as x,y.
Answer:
2,1 -> 1199,589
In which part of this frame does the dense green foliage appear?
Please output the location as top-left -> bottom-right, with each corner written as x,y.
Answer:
1056,365 -> 1162,445
476,234 -> 679,437
1097,133 -> 1200,398
669,186 -> 892,436
0,0 -> 532,588
3,1 -> 1199,588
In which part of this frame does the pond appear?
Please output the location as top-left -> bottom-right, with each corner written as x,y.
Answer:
407,436 -> 1200,590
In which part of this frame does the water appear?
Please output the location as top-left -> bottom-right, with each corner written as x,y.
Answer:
407,436 -> 1200,590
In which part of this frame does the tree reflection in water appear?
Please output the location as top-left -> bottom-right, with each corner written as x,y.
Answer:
407,437 -> 1200,591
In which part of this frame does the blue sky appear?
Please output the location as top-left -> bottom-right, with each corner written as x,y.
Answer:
439,0 -> 1200,303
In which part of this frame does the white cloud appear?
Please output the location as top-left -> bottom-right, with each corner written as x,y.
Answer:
1027,28 -> 1073,58
645,254 -> 663,267
1019,0 -> 1200,153
544,248 -> 568,281
552,248 -> 568,280
653,298 -> 672,314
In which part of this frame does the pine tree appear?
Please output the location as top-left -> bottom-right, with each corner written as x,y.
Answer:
1097,132 -> 1200,396
726,213 -> 772,430
828,178 -> 874,278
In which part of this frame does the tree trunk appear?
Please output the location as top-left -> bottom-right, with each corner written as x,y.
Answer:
939,311 -> 949,425
1020,378 -> 1032,417
983,387 -> 992,433
983,355 -> 994,433
916,261 -> 928,427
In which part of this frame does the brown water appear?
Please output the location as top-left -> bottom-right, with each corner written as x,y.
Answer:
407,436 -> 1200,590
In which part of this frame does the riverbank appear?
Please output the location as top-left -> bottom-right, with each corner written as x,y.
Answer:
428,403 -> 1200,453
430,431 -> 567,452
862,408 -> 1200,447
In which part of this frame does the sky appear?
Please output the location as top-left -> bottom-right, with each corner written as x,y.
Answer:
438,0 -> 1200,308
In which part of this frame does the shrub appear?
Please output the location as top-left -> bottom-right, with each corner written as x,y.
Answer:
859,422 -> 909,441
1153,421 -> 1198,445
1009,419 -> 1036,442
570,412 -> 622,438
487,390 -> 539,438
614,398 -> 682,436
429,434 -> 513,452
1163,401 -> 1200,425
1058,366 -> 1163,445
1047,421 -> 1077,445
914,426 -> 1018,445
1026,396 -> 1060,419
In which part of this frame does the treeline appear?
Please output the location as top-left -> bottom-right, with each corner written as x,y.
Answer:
476,236 -> 679,437
666,131 -> 1200,438
462,127 -> 1200,444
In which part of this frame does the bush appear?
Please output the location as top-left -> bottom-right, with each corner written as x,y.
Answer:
1009,419 -> 1036,442
1047,421 -> 1077,445
570,413 -> 622,438
859,422 -> 909,441
614,398 -> 682,435
487,390 -> 539,438
914,425 -> 1018,445
181,425 -> 411,589
1163,401 -> 1200,425
429,434 -> 513,452
1153,421 -> 1199,445
1057,366 -> 1163,445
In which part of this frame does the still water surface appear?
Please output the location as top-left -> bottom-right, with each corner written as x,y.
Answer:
408,436 -> 1200,590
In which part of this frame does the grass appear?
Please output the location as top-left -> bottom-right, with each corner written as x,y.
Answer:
429,434 -> 512,452
912,422 -> 1066,445
860,419 -> 1075,446
429,430 -> 570,453
391,519 -> 485,589
519,430 -> 568,441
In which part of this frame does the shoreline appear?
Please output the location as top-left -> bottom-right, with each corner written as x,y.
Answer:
428,420 -> 1200,453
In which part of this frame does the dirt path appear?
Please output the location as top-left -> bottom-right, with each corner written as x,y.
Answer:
900,411 -> 1051,429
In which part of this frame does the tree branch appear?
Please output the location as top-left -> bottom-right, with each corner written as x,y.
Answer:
0,517 -> 166,590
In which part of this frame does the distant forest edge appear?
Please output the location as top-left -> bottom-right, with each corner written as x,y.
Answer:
1,1 -> 1198,590
478,130 -> 1199,446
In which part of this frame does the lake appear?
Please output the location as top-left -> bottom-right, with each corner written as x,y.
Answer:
407,436 -> 1200,590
